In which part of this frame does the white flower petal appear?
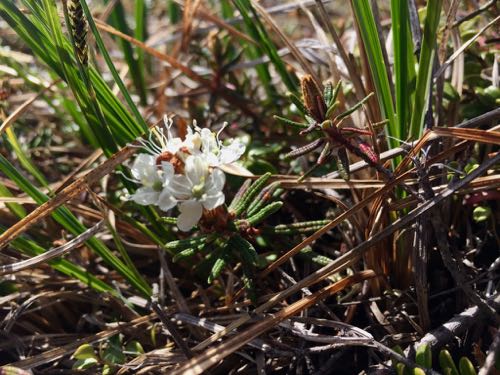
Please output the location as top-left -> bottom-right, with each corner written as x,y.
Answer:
203,151 -> 220,167
130,187 -> 159,206
177,200 -> 203,232
131,154 -> 156,181
200,128 -> 217,153
205,169 -> 225,194
160,161 -> 174,185
165,137 -> 184,153
169,175 -> 193,199
184,126 -> 202,152
185,156 -> 208,186
202,191 -> 225,210
219,140 -> 245,165
157,188 -> 177,212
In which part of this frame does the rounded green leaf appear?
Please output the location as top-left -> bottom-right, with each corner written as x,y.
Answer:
473,206 -> 491,223
415,344 -> 432,368
72,344 -> 98,360
439,349 -> 459,375
72,358 -> 99,370
458,357 -> 477,375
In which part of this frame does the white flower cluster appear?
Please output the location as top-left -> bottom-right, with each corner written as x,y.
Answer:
128,116 -> 245,232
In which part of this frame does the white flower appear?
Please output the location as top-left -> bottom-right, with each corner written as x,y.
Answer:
135,116 -> 183,156
168,155 -> 226,231
128,115 -> 244,229
135,116 -> 244,168
129,154 -> 176,211
198,125 -> 245,167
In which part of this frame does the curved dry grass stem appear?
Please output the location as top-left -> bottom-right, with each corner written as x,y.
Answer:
0,220 -> 105,275
435,15 -> 500,79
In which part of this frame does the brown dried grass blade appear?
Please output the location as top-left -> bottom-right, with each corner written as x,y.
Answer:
432,126 -> 500,145
196,5 -> 256,45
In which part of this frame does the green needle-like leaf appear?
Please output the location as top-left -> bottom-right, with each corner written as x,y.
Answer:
409,0 -> 443,138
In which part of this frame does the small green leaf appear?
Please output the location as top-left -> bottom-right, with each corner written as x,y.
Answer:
472,206 -> 491,223
232,172 -> 272,216
443,82 -> 460,102
102,336 -> 126,364
391,345 -> 405,375
415,344 -> 432,369
246,181 -> 281,217
102,364 -> 113,375
159,217 -> 178,225
325,100 -> 339,119
173,248 -> 198,263
273,115 -> 308,129
464,163 -> 479,174
208,256 -> 227,283
72,357 -> 99,370
298,247 -> 333,266
228,235 -> 259,266
335,148 -> 350,181
323,82 -> 333,104
439,349 -> 459,375
245,158 -> 278,175
165,236 -> 208,250
72,343 -> 98,361
124,340 -> 145,356
458,357 -> 477,375
246,201 -> 283,226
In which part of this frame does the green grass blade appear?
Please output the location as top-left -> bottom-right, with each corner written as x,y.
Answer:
167,0 -> 181,24
244,42 -> 278,100
106,218 -> 147,287
391,0 -> 415,138
16,0 -> 120,155
57,0 -> 120,157
351,0 -> 398,148
2,0 -> 170,249
0,183 -> 27,218
219,1 -> 277,98
61,94 -> 100,148
4,127 -> 49,189
409,0 -> 443,138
